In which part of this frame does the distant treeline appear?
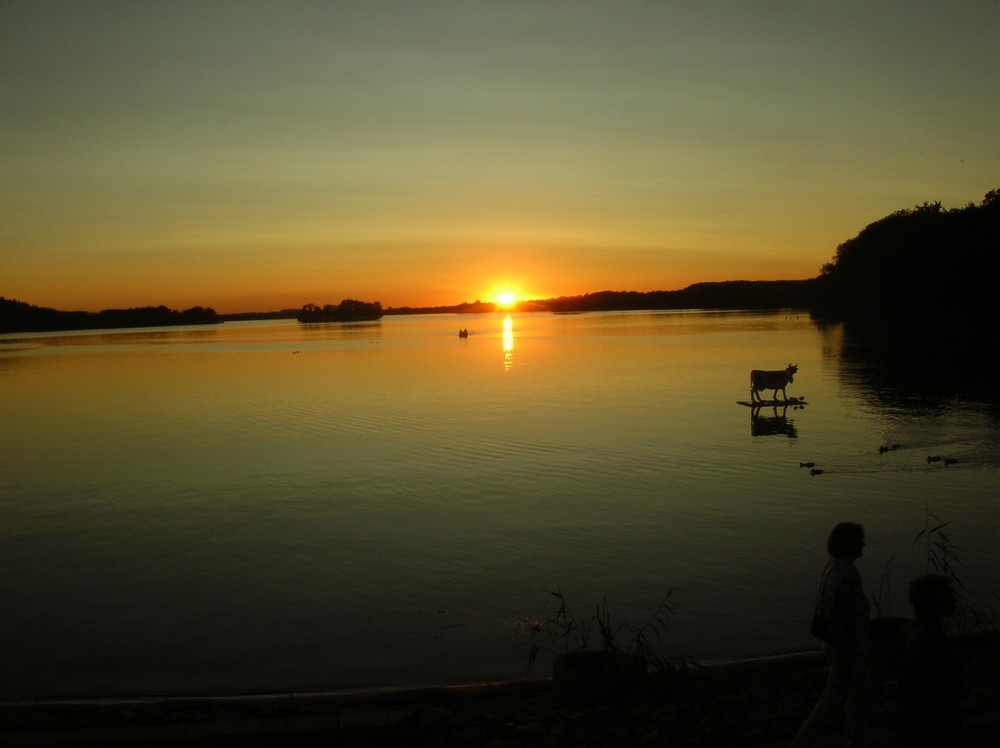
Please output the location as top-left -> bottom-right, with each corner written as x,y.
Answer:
386,188 -> 999,341
3,189 -> 996,337
0,298 -> 220,334
545,280 -> 817,312
220,309 -> 300,321
384,280 -> 816,316
298,299 -> 384,323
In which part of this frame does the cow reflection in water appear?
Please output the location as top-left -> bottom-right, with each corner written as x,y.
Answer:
750,404 -> 798,438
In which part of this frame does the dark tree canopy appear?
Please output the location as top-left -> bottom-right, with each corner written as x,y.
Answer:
811,189 -> 999,335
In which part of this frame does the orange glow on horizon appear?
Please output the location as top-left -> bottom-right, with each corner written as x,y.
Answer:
8,261 -> 816,316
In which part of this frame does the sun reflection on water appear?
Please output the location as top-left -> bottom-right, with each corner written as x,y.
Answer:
502,315 -> 513,371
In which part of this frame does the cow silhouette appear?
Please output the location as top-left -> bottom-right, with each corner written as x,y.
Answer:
750,364 -> 798,403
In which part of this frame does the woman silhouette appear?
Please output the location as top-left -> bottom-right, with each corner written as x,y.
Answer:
792,522 -> 870,748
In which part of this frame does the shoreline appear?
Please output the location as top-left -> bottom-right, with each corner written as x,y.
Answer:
0,648 -> 826,708
2,632 -> 996,746
0,647 -> 829,710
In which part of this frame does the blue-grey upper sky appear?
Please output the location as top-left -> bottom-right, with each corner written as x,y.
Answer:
2,0 -> 997,312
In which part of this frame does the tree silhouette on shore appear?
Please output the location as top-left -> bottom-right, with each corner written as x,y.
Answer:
811,189 -> 998,334
297,299 -> 383,323
3,189 -> 996,336
0,298 -> 220,334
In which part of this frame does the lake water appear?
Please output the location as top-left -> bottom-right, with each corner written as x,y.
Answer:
1,310 -> 997,700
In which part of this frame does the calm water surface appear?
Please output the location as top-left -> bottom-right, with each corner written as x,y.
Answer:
1,311 -> 997,699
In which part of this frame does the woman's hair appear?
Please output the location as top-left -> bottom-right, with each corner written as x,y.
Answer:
909,574 -> 957,621
827,522 -> 864,557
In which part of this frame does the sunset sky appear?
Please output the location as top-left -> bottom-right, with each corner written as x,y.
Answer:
2,1 -> 998,314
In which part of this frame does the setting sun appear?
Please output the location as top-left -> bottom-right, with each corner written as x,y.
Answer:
496,292 -> 517,307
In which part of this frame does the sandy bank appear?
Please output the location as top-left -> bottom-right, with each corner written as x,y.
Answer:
1,632 -> 996,747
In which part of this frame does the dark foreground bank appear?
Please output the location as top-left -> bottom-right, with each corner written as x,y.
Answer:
1,632 -> 996,747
